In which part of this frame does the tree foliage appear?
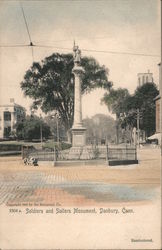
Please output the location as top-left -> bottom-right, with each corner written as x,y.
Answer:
44,114 -> 67,141
21,53 -> 111,131
101,88 -> 130,118
83,114 -> 116,144
16,115 -> 51,140
103,83 -> 159,139
124,82 -> 159,137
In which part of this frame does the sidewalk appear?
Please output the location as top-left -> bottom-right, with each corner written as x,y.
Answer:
0,148 -> 160,206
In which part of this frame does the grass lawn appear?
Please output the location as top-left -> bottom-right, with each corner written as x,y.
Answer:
0,139 -> 71,150
0,140 -> 43,149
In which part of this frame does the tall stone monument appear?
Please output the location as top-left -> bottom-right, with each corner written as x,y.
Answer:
71,43 -> 86,147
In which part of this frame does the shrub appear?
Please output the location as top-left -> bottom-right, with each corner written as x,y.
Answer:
43,141 -> 71,151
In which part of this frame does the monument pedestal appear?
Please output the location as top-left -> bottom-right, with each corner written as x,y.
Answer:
68,127 -> 90,160
71,127 -> 86,147
68,146 -> 94,160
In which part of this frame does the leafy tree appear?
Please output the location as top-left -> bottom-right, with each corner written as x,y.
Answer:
44,114 -> 67,141
123,82 -> 159,137
15,115 -> 51,140
101,88 -> 130,118
83,114 -> 116,144
21,53 -> 111,135
102,83 -> 159,142
101,88 -> 130,143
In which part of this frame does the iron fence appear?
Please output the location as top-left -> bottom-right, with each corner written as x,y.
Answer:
22,146 -> 56,161
22,145 -> 107,161
107,145 -> 137,161
22,145 -> 137,162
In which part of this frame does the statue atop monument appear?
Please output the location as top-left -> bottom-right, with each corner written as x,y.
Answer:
73,41 -> 81,65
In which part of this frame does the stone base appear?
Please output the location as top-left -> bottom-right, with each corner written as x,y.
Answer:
54,159 -> 107,167
108,159 -> 138,166
71,127 -> 86,147
68,146 -> 94,160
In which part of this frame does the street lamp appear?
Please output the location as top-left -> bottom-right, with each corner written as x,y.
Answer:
50,114 -> 56,162
56,113 -> 59,145
40,114 -> 43,149
51,111 -> 61,162
119,109 -> 142,147
51,111 -> 60,146
136,109 -> 140,148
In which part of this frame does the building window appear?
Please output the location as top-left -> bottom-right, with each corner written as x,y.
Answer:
142,76 -> 145,84
4,112 -> 11,121
4,127 -> 11,138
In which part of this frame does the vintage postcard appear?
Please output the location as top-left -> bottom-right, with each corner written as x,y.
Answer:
0,0 -> 161,249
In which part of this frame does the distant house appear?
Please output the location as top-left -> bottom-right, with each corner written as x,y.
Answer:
0,100 -> 26,139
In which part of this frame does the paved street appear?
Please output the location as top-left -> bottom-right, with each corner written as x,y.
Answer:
0,148 -> 160,207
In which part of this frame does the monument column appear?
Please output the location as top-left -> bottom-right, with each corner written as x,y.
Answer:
73,67 -> 83,128
71,43 -> 86,147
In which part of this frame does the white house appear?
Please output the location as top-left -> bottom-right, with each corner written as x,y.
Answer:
0,100 -> 26,139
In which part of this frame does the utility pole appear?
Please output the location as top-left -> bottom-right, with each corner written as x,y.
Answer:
137,109 -> 140,148
56,113 -> 59,145
116,115 -> 119,145
51,111 -> 60,159
50,115 -> 56,162
40,123 -> 43,149
40,115 -> 43,149
53,117 -> 56,161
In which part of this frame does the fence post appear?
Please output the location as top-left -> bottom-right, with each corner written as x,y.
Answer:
135,146 -> 137,161
52,146 -> 55,166
21,146 -> 24,159
54,145 -> 57,161
106,144 -> 109,162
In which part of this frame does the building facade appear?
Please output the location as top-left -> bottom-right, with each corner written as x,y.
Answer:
153,63 -> 161,142
155,63 -> 161,134
0,102 -> 26,139
154,95 -> 161,133
138,70 -> 153,87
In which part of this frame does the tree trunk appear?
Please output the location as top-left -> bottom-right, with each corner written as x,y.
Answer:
115,116 -> 119,144
130,126 -> 133,145
66,129 -> 72,144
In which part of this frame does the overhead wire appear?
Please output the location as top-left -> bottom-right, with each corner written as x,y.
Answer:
27,44 -> 161,58
33,36 -> 117,44
0,43 -> 160,58
0,0 -> 160,59
0,44 -> 29,47
0,6 -> 160,60
19,1 -> 32,44
82,48 -> 160,58
19,1 -> 34,61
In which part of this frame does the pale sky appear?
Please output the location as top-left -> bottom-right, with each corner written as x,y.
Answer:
0,0 -> 161,118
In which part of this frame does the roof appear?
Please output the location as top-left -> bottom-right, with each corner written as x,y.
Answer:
0,103 -> 26,111
148,133 -> 161,142
154,94 -> 161,101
